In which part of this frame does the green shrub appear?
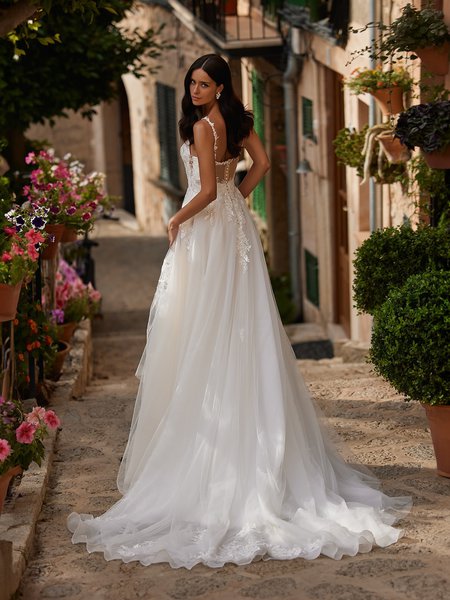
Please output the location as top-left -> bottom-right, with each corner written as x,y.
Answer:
370,271 -> 450,405
353,225 -> 450,315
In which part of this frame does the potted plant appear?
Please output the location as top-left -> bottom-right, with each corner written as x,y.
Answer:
353,224 -> 450,315
370,270 -> 450,477
345,67 -> 413,114
23,150 -> 107,254
0,194 -> 47,321
0,399 -> 60,511
356,3 -> 450,75
333,126 -> 407,185
13,292 -> 58,393
394,101 -> 450,168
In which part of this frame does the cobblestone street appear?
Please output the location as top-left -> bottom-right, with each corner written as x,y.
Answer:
17,215 -> 450,600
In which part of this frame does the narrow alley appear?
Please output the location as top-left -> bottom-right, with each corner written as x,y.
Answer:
17,215 -> 450,600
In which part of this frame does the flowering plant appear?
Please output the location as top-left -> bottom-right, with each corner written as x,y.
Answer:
23,149 -> 108,234
0,397 -> 60,475
346,67 -> 413,95
0,193 -> 48,285
51,258 -> 101,324
13,291 -> 58,388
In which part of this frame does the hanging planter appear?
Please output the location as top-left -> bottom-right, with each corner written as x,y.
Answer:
423,145 -> 450,170
41,223 -> 65,260
0,281 -> 22,322
376,131 -> 411,164
395,101 -> 450,170
371,87 -> 405,115
423,405 -> 450,477
414,40 -> 450,76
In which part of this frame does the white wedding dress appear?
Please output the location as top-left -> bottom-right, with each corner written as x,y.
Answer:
68,117 -> 411,568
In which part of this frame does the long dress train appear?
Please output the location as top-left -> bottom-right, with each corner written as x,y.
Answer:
68,117 -> 411,568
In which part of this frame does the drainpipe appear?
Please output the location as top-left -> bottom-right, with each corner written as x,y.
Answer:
369,0 -> 377,231
283,37 -> 303,320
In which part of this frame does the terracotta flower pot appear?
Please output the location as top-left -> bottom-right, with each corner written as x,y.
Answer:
0,281 -> 22,322
415,41 -> 450,76
423,404 -> 450,478
0,465 -> 23,513
376,132 -> 411,164
57,321 -> 78,343
61,227 -> 79,243
371,87 -> 405,115
423,145 -> 450,169
41,223 -> 65,260
48,340 -> 71,381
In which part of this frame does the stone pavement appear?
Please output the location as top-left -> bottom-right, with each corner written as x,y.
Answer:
17,214 -> 450,600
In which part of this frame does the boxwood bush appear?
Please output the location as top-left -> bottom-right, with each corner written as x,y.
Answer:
370,270 -> 450,405
353,225 -> 450,315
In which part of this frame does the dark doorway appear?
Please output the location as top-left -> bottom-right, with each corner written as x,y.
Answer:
119,81 -> 135,215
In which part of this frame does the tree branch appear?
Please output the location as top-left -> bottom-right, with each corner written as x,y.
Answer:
0,0 -> 39,38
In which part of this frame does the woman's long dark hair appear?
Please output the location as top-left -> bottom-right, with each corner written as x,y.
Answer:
179,54 -> 254,158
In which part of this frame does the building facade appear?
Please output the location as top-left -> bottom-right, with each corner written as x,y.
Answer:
28,0 -> 450,344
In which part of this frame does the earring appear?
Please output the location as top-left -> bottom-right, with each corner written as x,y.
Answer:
216,92 -> 221,100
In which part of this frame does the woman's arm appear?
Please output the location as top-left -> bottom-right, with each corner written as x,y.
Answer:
238,130 -> 270,199
168,120 -> 216,245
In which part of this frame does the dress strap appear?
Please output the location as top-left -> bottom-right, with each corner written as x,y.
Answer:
202,116 -> 218,160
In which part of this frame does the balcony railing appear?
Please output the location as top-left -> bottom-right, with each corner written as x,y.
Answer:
168,0 -> 283,51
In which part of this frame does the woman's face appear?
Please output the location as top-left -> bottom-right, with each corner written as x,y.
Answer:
189,68 -> 222,107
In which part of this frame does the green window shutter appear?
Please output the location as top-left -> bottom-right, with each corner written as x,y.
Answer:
304,249 -> 319,307
302,97 -> 314,140
156,83 -> 180,188
252,70 -> 266,221
286,0 -> 321,21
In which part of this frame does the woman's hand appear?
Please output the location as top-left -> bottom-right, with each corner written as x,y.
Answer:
168,217 -> 180,247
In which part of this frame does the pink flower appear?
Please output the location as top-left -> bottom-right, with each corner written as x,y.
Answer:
82,212 -> 92,222
0,439 -> 11,462
25,230 -> 45,244
25,152 -> 36,165
16,421 -> 37,444
26,406 -> 46,425
1,252 -> 12,262
4,226 -> 16,236
43,410 -> 60,430
27,243 -> 40,261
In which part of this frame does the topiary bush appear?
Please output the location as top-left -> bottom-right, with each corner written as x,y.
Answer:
353,225 -> 450,315
370,270 -> 450,405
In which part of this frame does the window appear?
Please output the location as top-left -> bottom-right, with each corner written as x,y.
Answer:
156,83 -> 180,188
304,249 -> 319,306
302,97 -> 314,140
252,70 -> 266,221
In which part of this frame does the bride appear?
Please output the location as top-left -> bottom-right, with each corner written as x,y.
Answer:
68,54 -> 411,568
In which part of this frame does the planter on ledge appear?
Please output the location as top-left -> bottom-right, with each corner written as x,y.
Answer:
371,87 -> 405,115
423,404 -> 450,478
423,145 -> 450,169
0,281 -> 22,322
415,41 -> 450,76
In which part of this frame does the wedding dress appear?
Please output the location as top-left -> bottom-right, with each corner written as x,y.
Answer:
68,117 -> 411,568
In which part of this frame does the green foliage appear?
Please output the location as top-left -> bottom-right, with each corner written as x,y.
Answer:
349,3 -> 450,64
384,3 -> 450,53
353,224 -> 450,315
370,270 -> 450,405
0,0 -> 168,133
345,67 -> 413,95
269,273 -> 297,324
395,101 -> 450,153
406,155 -> 448,219
333,126 -> 407,184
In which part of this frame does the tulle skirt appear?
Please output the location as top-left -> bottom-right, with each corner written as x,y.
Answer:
68,184 -> 411,568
